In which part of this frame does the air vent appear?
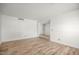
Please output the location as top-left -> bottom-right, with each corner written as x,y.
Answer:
18,18 -> 24,21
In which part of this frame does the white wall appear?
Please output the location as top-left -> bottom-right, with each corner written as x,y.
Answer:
37,22 -> 43,35
44,23 -> 50,35
0,13 -> 2,44
1,15 -> 38,42
50,9 -> 79,48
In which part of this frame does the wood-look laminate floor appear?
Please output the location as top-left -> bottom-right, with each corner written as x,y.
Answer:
0,37 -> 79,55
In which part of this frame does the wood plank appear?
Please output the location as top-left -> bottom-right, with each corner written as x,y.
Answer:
0,37 -> 79,55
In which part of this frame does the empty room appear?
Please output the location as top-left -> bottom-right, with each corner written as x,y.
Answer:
0,3 -> 79,55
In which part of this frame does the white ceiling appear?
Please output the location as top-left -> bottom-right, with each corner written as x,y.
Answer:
0,3 -> 79,22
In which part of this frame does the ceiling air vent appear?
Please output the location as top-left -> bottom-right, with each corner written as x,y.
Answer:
18,18 -> 24,21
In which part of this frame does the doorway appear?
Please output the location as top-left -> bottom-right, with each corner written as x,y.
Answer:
41,21 -> 50,40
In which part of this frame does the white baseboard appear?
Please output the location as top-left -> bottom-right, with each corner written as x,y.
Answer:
50,39 -> 79,49
1,36 -> 39,43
